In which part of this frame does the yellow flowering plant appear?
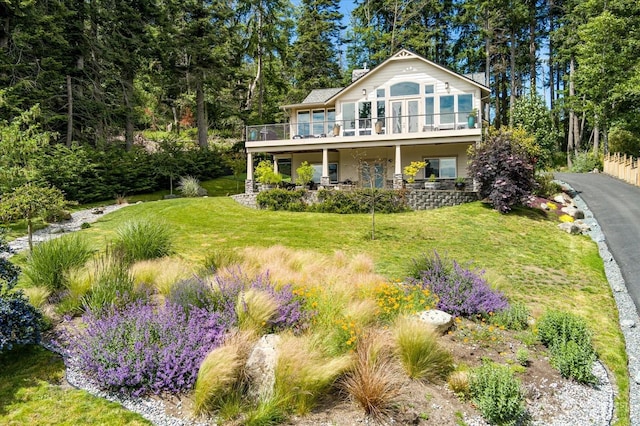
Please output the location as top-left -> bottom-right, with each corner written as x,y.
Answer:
403,161 -> 427,184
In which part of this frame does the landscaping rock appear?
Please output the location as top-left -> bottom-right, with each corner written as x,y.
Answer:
574,220 -> 591,233
415,309 -> 453,334
622,320 -> 636,329
561,205 -> 583,218
245,334 -> 280,402
91,207 -> 104,215
554,194 -> 569,205
558,222 -> 581,235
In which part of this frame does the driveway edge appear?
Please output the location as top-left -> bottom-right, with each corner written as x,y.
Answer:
558,180 -> 640,425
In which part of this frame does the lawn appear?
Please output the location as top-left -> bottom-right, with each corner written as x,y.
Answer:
3,196 -> 629,425
0,346 -> 150,425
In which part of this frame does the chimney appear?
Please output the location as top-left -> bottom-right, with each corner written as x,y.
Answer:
351,63 -> 370,82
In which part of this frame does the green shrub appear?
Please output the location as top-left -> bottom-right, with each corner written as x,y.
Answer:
550,340 -> 597,384
490,302 -> 530,331
256,188 -> 307,211
113,220 -> 173,263
312,189 -> 408,214
470,361 -> 525,425
533,172 -> 562,198
515,348 -> 529,366
296,161 -> 315,185
23,234 -> 93,293
37,143 -> 227,204
0,250 -> 43,353
537,310 -> 597,384
393,316 -> 453,381
570,151 -> 602,173
177,175 -> 207,197
608,127 -> 640,157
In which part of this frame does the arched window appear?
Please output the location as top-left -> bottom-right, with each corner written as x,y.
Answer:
390,82 -> 420,97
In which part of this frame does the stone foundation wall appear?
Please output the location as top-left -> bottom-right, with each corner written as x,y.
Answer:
231,193 -> 258,209
406,189 -> 479,210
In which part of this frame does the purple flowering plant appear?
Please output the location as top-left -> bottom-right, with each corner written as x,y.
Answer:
416,251 -> 509,317
64,270 -> 311,396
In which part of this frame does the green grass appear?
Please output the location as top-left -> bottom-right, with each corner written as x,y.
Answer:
0,346 -> 149,425
125,175 -> 245,203
4,196 -> 630,425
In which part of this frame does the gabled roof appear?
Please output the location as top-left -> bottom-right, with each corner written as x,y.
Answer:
324,49 -> 490,104
302,88 -> 343,104
281,49 -> 490,112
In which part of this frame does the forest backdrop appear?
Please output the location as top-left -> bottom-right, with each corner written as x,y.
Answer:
1,0 -> 640,169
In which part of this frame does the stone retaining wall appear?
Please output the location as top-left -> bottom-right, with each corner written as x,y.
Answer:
231,190 -> 478,211
406,189 -> 479,210
231,193 -> 258,209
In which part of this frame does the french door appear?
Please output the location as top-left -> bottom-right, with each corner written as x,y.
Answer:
390,98 -> 420,134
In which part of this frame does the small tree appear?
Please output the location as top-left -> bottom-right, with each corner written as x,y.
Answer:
226,152 -> 247,192
468,128 -> 536,213
255,160 -> 282,185
154,136 -> 187,195
296,161 -> 315,186
0,183 -> 68,250
403,161 -> 427,184
354,152 -> 390,240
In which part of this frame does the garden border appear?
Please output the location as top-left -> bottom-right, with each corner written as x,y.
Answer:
557,180 -> 640,426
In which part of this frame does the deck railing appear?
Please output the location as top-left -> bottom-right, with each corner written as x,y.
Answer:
603,152 -> 640,187
246,111 -> 479,142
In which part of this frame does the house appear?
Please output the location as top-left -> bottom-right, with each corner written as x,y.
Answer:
244,49 -> 490,193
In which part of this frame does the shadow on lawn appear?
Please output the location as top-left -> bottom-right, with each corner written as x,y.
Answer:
477,201 -> 551,222
0,346 -> 64,416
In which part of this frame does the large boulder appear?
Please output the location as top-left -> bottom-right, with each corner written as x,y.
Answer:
415,309 -> 453,334
245,334 -> 280,401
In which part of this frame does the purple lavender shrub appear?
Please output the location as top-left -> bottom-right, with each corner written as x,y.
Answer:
66,270 -> 313,396
418,252 -> 509,317
170,270 -> 311,334
66,300 -> 228,396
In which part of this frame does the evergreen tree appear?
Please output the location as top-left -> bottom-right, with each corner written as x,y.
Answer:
292,0 -> 344,97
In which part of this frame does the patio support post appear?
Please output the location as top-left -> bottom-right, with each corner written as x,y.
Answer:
245,151 -> 254,194
321,148 -> 330,186
273,156 -> 279,174
393,144 -> 403,189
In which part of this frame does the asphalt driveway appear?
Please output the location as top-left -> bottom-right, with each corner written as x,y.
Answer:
555,172 -> 640,314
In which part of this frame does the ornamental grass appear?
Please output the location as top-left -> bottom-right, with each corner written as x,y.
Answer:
393,316 -> 454,381
340,330 -> 402,420
273,333 -> 352,415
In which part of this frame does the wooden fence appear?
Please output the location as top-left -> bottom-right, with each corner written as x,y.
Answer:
603,153 -> 640,187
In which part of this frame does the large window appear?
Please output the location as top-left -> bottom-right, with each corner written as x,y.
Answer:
424,158 -> 457,179
312,163 -> 338,183
439,95 -> 455,125
457,94 -> 473,124
297,111 -> 310,135
358,101 -> 372,135
425,97 -> 434,127
390,82 -> 420,97
343,103 -> 356,136
312,110 -> 325,135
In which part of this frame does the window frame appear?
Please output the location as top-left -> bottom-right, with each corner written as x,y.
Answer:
423,157 -> 457,179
